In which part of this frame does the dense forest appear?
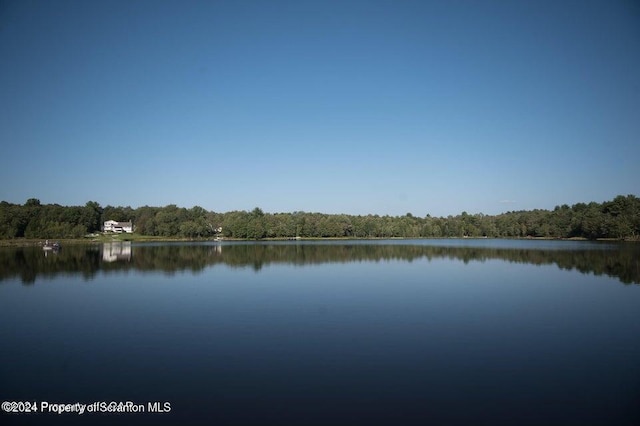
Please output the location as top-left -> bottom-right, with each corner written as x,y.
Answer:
0,195 -> 638,240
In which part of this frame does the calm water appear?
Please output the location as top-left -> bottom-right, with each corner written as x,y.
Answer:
1,240 -> 639,425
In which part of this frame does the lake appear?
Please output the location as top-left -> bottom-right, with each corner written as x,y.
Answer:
1,240 -> 639,425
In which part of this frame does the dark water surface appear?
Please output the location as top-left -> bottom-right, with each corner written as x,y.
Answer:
1,240 -> 639,425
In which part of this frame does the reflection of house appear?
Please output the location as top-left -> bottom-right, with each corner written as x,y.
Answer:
102,242 -> 132,262
103,220 -> 133,233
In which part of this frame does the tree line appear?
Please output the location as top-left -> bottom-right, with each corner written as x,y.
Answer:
0,195 -> 638,240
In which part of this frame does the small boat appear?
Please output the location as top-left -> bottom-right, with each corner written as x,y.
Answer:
42,240 -> 61,251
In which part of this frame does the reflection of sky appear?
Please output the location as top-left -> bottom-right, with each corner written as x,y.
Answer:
1,257 -> 639,424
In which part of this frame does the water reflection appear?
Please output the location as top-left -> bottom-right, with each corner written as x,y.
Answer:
102,242 -> 132,262
0,241 -> 638,285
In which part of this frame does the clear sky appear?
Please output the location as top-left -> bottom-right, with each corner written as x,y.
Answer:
1,0 -> 638,217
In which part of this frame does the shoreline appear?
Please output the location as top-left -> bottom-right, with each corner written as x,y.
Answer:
1,235 -> 636,247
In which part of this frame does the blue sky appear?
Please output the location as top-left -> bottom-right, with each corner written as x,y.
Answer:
1,0 -> 638,217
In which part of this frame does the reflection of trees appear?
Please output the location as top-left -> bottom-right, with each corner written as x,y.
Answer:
0,245 -> 104,284
0,242 -> 638,285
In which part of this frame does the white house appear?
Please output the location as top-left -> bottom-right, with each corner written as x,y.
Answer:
103,220 -> 133,233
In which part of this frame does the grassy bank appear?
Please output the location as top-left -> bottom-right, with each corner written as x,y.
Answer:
2,234 -> 638,247
0,233 -> 194,247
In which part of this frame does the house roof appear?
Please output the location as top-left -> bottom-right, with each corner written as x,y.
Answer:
105,220 -> 132,226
